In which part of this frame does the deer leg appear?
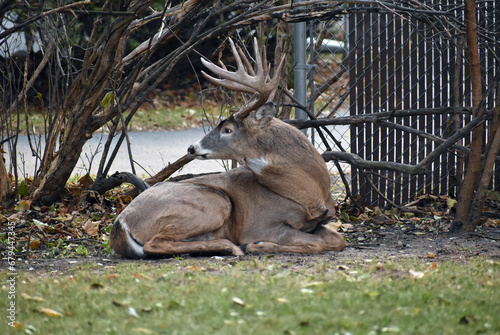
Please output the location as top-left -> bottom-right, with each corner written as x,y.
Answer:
313,226 -> 346,251
242,225 -> 326,254
143,237 -> 244,256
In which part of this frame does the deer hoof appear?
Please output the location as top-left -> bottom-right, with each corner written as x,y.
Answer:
232,246 -> 245,256
240,241 -> 261,252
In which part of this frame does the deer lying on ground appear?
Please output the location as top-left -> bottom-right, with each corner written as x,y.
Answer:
110,38 -> 345,258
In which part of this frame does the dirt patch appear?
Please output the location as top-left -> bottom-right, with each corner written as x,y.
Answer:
8,224 -> 500,275
3,190 -> 499,273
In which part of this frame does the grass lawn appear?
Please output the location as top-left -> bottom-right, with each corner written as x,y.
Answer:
1,256 -> 498,334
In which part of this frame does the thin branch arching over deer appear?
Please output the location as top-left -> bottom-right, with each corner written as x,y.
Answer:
110,38 -> 345,258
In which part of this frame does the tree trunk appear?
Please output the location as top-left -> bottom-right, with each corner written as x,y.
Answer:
452,0 -> 484,232
32,0 -> 154,204
467,121 -> 500,228
0,151 -> 11,203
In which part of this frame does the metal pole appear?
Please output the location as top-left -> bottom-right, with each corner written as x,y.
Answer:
293,0 -> 308,135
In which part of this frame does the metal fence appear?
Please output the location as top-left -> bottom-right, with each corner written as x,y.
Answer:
303,1 -> 499,207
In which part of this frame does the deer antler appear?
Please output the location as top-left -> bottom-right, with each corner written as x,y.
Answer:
201,37 -> 286,120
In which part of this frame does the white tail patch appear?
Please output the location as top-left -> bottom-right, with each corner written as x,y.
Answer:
121,220 -> 145,258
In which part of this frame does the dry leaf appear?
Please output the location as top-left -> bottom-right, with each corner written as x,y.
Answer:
12,321 -> 23,329
372,215 -> 390,225
409,270 -> 425,279
29,239 -> 41,250
127,306 -> 140,318
358,213 -> 370,221
232,297 -> 245,307
276,297 -> 289,303
38,307 -> 63,317
15,199 -> 31,211
21,292 -> 45,302
83,220 -> 100,236
446,197 -> 457,209
325,221 -> 342,231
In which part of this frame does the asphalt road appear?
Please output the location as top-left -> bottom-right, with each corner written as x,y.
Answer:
5,123 -> 351,179
5,127 -> 226,178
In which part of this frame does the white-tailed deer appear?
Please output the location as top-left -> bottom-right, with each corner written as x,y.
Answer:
110,38 -> 345,258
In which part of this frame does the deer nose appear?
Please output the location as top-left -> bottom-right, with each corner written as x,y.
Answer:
187,145 -> 195,155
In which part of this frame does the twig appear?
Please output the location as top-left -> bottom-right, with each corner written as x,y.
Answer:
469,233 -> 500,241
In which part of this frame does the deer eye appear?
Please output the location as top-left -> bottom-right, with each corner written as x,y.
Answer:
221,127 -> 233,134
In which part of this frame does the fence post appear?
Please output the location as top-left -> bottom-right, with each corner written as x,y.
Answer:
293,0 -> 308,135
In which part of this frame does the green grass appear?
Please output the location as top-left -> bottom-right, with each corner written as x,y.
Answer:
1,257 -> 499,334
127,108 -> 211,131
11,107 -> 218,135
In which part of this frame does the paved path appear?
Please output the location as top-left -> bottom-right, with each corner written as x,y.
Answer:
5,128 -> 226,178
5,124 -> 351,179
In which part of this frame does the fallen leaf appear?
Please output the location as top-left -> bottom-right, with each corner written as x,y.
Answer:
446,197 -> 457,209
29,239 -> 40,250
427,252 -> 435,259
381,326 -> 400,333
325,221 -> 342,231
232,297 -> 245,307
409,270 -> 425,279
459,314 -> 478,324
127,306 -> 140,318
15,199 -> 31,211
21,292 -> 45,302
112,300 -> 128,307
372,215 -> 391,225
12,321 -> 23,329
303,281 -> 324,288
83,220 -> 100,236
276,297 -> 289,303
358,213 -> 370,221
38,307 -> 63,317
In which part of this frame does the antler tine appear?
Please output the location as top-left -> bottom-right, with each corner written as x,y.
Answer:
200,37 -> 285,121
236,43 -> 255,77
201,39 -> 255,94
267,53 -> 286,102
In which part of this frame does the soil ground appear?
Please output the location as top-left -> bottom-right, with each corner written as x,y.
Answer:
9,223 -> 500,275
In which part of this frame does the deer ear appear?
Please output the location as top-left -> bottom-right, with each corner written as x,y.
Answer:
255,102 -> 276,127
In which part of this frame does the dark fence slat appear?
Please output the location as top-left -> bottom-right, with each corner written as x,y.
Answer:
315,1 -> 497,206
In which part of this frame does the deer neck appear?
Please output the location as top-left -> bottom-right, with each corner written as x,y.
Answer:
244,121 -> 335,220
